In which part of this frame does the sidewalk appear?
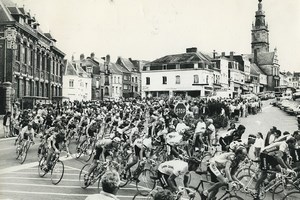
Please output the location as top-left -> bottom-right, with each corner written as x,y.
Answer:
0,115 -> 3,138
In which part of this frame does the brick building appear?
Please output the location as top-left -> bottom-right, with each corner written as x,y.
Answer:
0,0 -> 65,113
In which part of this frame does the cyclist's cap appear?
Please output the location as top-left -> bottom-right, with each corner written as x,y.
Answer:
112,137 -> 121,143
286,136 -> 296,143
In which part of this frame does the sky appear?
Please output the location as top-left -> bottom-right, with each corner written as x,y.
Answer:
12,0 -> 300,72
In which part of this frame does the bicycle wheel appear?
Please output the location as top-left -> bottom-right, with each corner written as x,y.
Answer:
85,142 -> 95,162
51,160 -> 64,185
16,145 -> 21,159
223,195 -> 243,200
271,181 -> 298,200
76,140 -> 87,159
119,168 -> 131,188
79,164 -> 92,189
19,143 -> 29,164
282,190 -> 300,200
136,169 -> 156,196
38,156 -> 47,177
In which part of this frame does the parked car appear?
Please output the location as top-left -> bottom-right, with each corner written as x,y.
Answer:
293,105 -> 300,115
293,92 -> 300,100
286,104 -> 297,115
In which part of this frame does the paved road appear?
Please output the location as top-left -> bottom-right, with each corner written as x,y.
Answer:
0,100 -> 299,200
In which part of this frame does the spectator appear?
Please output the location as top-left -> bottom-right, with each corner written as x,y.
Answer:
253,132 -> 264,160
85,170 -> 120,200
264,127 -> 276,147
3,111 -> 12,138
154,189 -> 175,200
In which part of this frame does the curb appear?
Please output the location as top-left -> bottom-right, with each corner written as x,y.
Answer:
0,137 -> 17,142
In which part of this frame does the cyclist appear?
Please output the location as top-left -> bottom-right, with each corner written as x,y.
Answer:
17,122 -> 35,150
192,116 -> 206,153
85,137 -> 121,180
201,146 -> 248,200
43,123 -> 67,172
254,136 -> 298,200
157,157 -> 200,196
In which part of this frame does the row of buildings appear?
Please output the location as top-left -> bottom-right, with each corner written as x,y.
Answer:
0,0 -> 299,114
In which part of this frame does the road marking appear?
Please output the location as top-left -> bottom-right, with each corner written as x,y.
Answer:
0,147 -> 15,151
5,171 -> 79,176
0,137 -> 17,142
0,153 -> 78,175
0,190 -> 148,198
1,176 -> 79,182
0,182 -> 138,190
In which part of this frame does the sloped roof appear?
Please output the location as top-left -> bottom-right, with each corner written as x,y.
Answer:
250,63 -> 265,76
64,61 -> 77,76
118,57 -> 136,71
44,33 -> 56,41
0,0 -> 15,21
149,51 -> 212,65
7,6 -> 23,15
109,63 -> 123,75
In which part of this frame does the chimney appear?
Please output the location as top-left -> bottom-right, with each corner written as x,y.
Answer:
221,52 -> 225,57
230,51 -> 234,61
213,50 -> 216,59
186,47 -> 197,53
80,54 -> 85,60
106,55 -> 110,64
254,49 -> 258,64
90,52 -> 95,59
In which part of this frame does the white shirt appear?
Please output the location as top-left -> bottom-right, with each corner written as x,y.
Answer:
158,160 -> 188,176
253,138 -> 264,149
176,123 -> 189,134
195,121 -> 206,134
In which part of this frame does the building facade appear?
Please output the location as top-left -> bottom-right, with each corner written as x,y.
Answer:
141,47 -> 220,98
0,1 -> 65,114
62,60 -> 92,101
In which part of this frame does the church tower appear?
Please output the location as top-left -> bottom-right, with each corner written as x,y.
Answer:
251,0 -> 269,53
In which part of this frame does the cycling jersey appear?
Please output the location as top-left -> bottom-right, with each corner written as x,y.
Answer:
158,160 -> 188,176
209,152 -> 235,169
166,132 -> 182,146
20,126 -> 35,140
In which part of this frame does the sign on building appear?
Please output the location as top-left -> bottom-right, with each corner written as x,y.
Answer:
174,101 -> 186,120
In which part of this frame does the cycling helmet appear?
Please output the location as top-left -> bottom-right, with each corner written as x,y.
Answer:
112,137 -> 121,143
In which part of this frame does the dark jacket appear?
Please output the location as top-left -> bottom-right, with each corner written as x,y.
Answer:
3,114 -> 11,126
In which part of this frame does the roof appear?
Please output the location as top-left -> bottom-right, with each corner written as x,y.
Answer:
117,57 -> 137,72
109,63 -> 123,75
148,51 -> 212,65
44,33 -> 56,42
64,60 -> 91,78
0,0 -> 15,21
250,63 -> 266,76
246,52 -> 275,66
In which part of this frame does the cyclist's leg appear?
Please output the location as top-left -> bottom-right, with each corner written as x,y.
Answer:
124,145 -> 139,171
87,145 -> 102,176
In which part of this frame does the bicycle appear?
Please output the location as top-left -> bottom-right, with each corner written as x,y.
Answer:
79,160 -> 120,192
282,190 -> 300,200
238,169 -> 299,200
76,136 -> 96,162
16,139 -> 34,164
38,151 -> 64,185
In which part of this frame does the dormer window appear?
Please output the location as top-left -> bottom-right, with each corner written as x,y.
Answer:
87,67 -> 92,73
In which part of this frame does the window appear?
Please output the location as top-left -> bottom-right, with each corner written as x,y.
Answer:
146,77 -> 150,85
206,75 -> 209,84
112,86 -> 114,93
69,79 -> 74,87
104,87 -> 109,95
124,85 -> 129,90
176,75 -> 180,84
194,75 -> 199,83
132,77 -> 134,82
87,67 -> 92,73
135,86 -> 138,92
135,77 -> 138,83
118,77 -> 120,83
96,80 -> 99,89
85,83 -> 88,88
114,76 -> 116,83
162,76 -> 167,84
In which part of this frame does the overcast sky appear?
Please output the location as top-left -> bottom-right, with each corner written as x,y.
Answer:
13,0 -> 300,72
